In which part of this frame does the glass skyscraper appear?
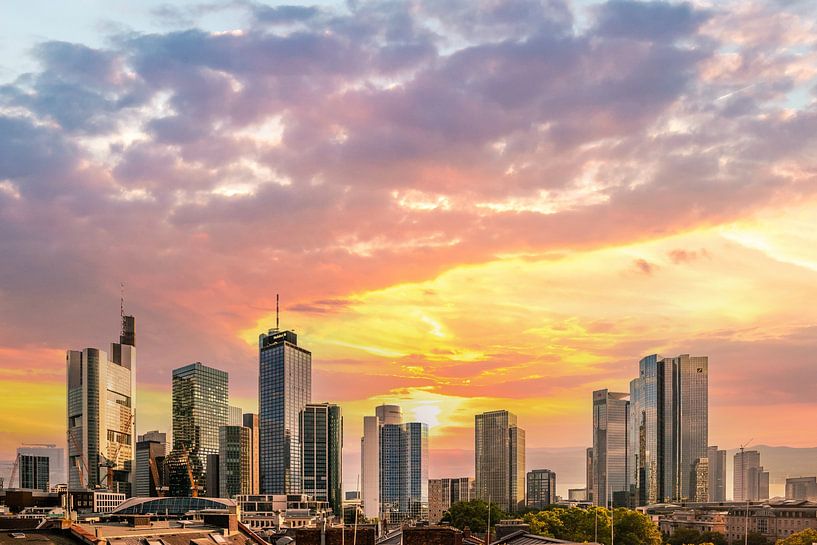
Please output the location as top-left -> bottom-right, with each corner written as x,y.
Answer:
708,446 -> 726,502
475,410 -> 526,513
526,469 -> 556,509
300,403 -> 343,515
592,389 -> 629,507
219,425 -> 252,498
19,455 -> 50,491
629,354 -> 708,505
259,329 -> 311,494
380,421 -> 428,524
172,362 -> 229,481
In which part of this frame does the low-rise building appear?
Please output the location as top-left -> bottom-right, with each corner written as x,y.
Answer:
656,508 -> 727,535
725,500 -> 817,543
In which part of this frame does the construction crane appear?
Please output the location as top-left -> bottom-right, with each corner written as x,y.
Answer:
6,453 -> 20,489
183,448 -> 199,498
148,457 -> 166,497
67,429 -> 89,488
100,411 -> 135,491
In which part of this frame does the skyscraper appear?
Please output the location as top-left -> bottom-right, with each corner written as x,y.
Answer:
527,469 -> 556,509
172,362 -> 229,481
361,405 -> 402,519
592,389 -> 629,507
475,410 -> 526,513
16,445 -> 66,488
243,413 -> 260,494
300,403 -> 343,515
707,446 -> 726,502
259,329 -> 311,494
229,406 -> 243,426
135,438 -> 165,497
586,447 -> 594,503
19,455 -> 49,491
786,477 -> 817,501
380,421 -> 429,524
428,477 -> 474,523
219,425 -> 252,498
67,315 -> 136,495
734,450 -> 769,502
628,354 -> 708,505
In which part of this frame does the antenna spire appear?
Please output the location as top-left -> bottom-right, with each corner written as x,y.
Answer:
276,293 -> 280,330
120,282 -> 125,328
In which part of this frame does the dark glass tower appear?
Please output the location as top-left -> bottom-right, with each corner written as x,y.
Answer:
379,421 -> 428,524
475,410 -> 526,513
592,389 -> 629,507
19,455 -> 50,491
300,403 -> 343,515
259,329 -> 311,494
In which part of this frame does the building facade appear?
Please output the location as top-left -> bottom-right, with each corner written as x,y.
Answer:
172,362 -> 229,482
725,501 -> 817,543
259,329 -> 312,494
628,354 -> 708,505
707,446 -> 726,502
586,447 -> 594,504
361,404 -> 403,519
379,421 -> 429,524
135,438 -> 165,496
19,455 -> 49,491
67,315 -> 136,495
219,425 -> 252,498
786,477 -> 817,502
428,477 -> 475,523
734,450 -> 769,502
16,445 -> 66,488
300,403 -> 343,516
243,413 -> 260,494
527,469 -> 556,509
475,410 -> 526,513
592,389 -> 629,507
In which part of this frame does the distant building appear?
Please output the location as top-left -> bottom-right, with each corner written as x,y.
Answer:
707,446 -> 726,502
527,469 -> 556,509
138,430 -> 166,448
475,410 -> 525,513
135,438 -> 165,496
734,450 -> 769,502
67,315 -> 136,495
380,420 -> 429,523
16,445 -> 66,488
300,403 -> 343,515
592,389 -> 629,507
163,447 -> 203,497
229,405 -> 243,426
568,488 -> 588,501
259,329 -> 311,495
205,453 -> 220,497
361,404 -> 403,519
586,447 -> 594,503
243,413 -> 260,494
786,477 -> 817,502
18,455 -> 49,491
725,500 -> 817,543
219,425 -> 252,498
428,477 -> 475,523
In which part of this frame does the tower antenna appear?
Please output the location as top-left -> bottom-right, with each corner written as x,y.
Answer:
276,293 -> 280,330
120,282 -> 125,333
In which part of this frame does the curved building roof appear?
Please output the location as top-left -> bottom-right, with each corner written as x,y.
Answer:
110,497 -> 236,516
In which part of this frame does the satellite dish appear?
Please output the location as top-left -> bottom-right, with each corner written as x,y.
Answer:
275,538 -> 294,545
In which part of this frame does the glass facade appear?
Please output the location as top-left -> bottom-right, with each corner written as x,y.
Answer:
475,410 -> 525,513
259,330 -> 312,494
526,469 -> 556,509
300,403 -> 343,515
379,421 -> 428,524
219,425 -> 252,498
592,389 -> 629,507
19,455 -> 49,491
708,446 -> 726,502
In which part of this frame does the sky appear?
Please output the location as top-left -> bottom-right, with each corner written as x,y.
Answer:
2,0 -> 817,496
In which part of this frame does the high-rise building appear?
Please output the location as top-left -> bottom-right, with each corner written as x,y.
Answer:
586,447 -> 594,503
735,450 -> 768,502
694,457 -> 709,502
592,390 -> 629,507
380,421 -> 428,524
300,403 -> 343,515
16,445 -> 66,488
259,329 -> 311,494
786,477 -> 817,502
67,315 -> 136,495
527,469 -> 556,509
361,405 -> 402,519
19,455 -> 49,491
171,362 -> 228,491
219,425 -> 252,498
628,354 -> 708,505
229,406 -> 243,426
206,453 -> 220,497
135,439 -> 165,497
475,410 -> 526,513
707,446 -> 726,502
243,413 -> 260,494
428,477 -> 475,523
138,431 -> 166,450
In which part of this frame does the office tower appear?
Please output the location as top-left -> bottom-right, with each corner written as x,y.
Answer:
67,315 -> 136,495
475,410 -> 526,513
734,450 -> 769,502
206,453 -> 221,497
628,354 -> 708,505
18,455 -> 49,491
16,445 -> 66,487
163,448 -> 203,497
219,425 -> 252,498
380,421 -> 429,523
172,362 -> 229,481
243,413 -> 260,494
229,406 -> 243,426
428,477 -> 475,523
300,403 -> 343,515
694,457 -> 709,502
361,404 -> 403,519
786,477 -> 817,501
592,390 -> 629,507
135,439 -> 165,496
586,447 -> 594,503
259,329 -> 312,494
707,446 -> 726,502
138,431 -> 167,451
527,469 -> 556,509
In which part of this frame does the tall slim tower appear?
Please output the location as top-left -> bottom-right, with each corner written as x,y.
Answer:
707,446 -> 726,502
67,315 -> 136,495
361,404 -> 402,519
258,329 -> 311,494
475,410 -> 526,513
300,403 -> 343,515
592,389 -> 629,507
734,450 -> 768,501
243,413 -> 260,494
380,420 -> 429,524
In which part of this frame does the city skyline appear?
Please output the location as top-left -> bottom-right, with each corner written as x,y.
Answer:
3,0 -> 817,501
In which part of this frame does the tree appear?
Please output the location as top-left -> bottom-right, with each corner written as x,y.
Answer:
776,529 -> 817,545
523,507 -> 661,545
700,531 -> 728,545
441,499 -> 508,533
667,528 -> 703,545
732,532 -> 771,545
611,508 -> 663,545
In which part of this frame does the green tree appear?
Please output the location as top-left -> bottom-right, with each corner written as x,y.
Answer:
700,531 -> 728,545
667,528 -> 703,545
732,532 -> 771,545
611,508 -> 663,545
776,529 -> 817,545
523,507 -> 660,545
441,499 -> 508,533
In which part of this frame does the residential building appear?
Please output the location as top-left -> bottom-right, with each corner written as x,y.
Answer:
243,413 -> 260,494
527,469 -> 556,509
628,354 -> 708,505
300,403 -> 343,515
16,445 -> 66,488
735,450 -> 769,502
18,455 -> 49,491
428,477 -> 475,523
786,477 -> 817,502
707,446 -> 726,502
475,410 -> 525,513
725,500 -> 817,542
380,421 -> 429,523
592,389 -> 629,507
219,425 -> 252,498
67,315 -> 136,495
134,438 -> 165,496
361,404 -> 402,519
258,329 -> 311,494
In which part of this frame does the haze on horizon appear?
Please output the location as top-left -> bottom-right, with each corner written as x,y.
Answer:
2,0 -> 817,494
